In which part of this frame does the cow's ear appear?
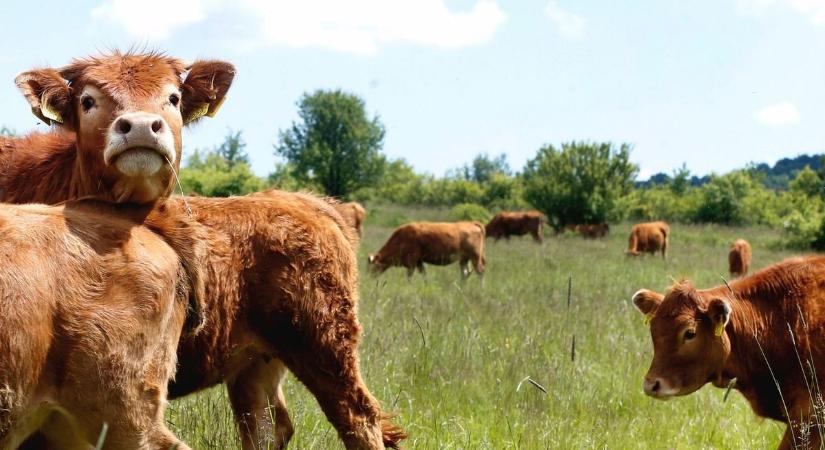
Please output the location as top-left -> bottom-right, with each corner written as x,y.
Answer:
706,298 -> 732,337
15,69 -> 72,126
180,60 -> 236,124
633,289 -> 663,319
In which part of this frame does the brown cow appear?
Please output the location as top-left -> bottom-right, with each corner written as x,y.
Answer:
335,201 -> 367,238
633,256 -> 825,450
563,223 -> 610,239
0,200 -> 204,450
5,50 -> 235,205
728,238 -> 752,277
485,210 -> 544,243
626,221 -> 669,258
369,221 -> 486,278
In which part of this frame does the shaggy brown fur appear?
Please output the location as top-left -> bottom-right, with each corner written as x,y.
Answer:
626,221 -> 669,258
0,200 -> 203,449
633,256 -> 825,450
563,223 -> 610,239
485,210 -> 544,243
369,221 -> 486,278
728,238 -> 752,277
334,201 -> 367,238
5,51 -> 234,205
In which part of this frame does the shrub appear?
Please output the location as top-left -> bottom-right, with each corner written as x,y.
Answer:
449,203 -> 492,223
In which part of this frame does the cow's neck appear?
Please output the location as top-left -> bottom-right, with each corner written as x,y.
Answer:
0,131 -> 97,204
717,287 -> 801,422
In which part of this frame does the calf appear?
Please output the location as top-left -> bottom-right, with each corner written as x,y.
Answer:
728,238 -> 751,277
334,201 -> 367,238
564,223 -> 610,238
0,200 -> 203,450
633,256 -> 825,449
485,210 -> 544,243
369,221 -> 486,278
626,221 -> 669,258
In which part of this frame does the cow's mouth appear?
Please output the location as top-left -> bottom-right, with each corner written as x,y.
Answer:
111,147 -> 170,177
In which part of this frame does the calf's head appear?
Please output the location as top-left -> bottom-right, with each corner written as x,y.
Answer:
15,51 -> 235,203
367,254 -> 386,273
633,282 -> 732,399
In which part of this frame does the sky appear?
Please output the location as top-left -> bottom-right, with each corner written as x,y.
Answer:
1,0 -> 825,179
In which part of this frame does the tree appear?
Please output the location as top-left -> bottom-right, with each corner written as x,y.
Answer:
179,130 -> 265,197
522,141 -> 638,229
216,129 -> 249,168
458,153 -> 511,183
275,90 -> 386,198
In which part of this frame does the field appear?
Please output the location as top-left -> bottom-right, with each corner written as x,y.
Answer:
166,205 -> 807,449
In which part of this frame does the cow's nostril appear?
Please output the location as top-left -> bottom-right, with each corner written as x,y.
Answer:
651,380 -> 660,393
117,118 -> 132,135
151,120 -> 162,133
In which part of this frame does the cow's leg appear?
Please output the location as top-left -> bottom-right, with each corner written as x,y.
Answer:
417,262 -> 426,275
473,254 -> 485,277
459,258 -> 471,279
227,358 -> 294,450
406,265 -> 415,278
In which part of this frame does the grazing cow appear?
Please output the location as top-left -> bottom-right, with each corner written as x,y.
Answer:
334,201 -> 367,238
626,221 -> 669,258
485,210 -> 544,243
369,221 -> 486,278
632,256 -> 825,449
563,223 -> 610,239
728,238 -> 752,277
0,200 -> 204,450
5,50 -> 235,204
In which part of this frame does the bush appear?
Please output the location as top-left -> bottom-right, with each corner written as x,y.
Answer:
449,203 -> 492,223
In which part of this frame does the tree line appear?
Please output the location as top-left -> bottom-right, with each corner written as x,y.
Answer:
175,89 -> 825,249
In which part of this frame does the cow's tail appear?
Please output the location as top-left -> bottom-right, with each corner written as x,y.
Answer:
381,412 -> 407,448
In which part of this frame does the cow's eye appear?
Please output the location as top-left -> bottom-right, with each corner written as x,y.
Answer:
81,96 -> 95,111
169,93 -> 180,107
684,329 -> 696,341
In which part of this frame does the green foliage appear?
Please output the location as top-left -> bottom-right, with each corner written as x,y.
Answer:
276,89 -> 386,198
448,203 -> 492,223
692,171 -> 759,225
523,141 -> 638,229
216,129 -> 250,168
179,130 -> 266,197
788,165 -> 823,198
454,152 -> 511,183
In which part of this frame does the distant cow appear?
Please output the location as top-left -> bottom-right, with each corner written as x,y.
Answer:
633,256 -> 825,450
626,221 -> 669,258
728,239 -> 751,277
485,211 -> 544,243
335,201 -> 367,238
0,200 -> 203,450
564,223 -> 610,239
369,221 -> 486,278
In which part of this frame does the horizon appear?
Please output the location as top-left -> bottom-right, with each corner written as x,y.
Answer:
1,1 -> 824,180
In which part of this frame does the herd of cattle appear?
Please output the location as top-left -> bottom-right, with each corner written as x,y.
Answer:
0,50 -> 817,450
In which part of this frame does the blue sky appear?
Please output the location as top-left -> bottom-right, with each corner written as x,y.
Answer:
1,0 -> 825,179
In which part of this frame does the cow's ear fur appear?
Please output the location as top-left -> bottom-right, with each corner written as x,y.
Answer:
15,69 -> 72,126
180,60 -> 236,124
633,289 -> 663,317
706,298 -> 732,337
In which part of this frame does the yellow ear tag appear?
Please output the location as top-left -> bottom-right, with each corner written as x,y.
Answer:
186,102 -> 209,123
714,322 -> 725,337
644,314 -> 653,326
206,96 -> 226,118
40,101 -> 63,124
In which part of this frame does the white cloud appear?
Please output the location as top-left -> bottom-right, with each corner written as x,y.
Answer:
544,1 -> 586,39
736,0 -> 825,25
90,0 -> 507,54
753,101 -> 801,126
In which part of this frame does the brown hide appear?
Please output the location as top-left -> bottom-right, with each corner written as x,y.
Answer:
626,221 -> 669,257
563,223 -> 610,238
728,239 -> 752,277
334,201 -> 367,238
0,200 -> 197,449
370,221 -> 486,278
634,256 -> 825,449
485,210 -> 544,243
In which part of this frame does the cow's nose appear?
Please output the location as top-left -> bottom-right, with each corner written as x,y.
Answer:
113,112 -> 166,138
643,377 -> 661,396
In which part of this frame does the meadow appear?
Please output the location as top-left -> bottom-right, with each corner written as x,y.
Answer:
166,205 -> 807,449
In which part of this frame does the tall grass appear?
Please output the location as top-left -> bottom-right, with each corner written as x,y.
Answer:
168,205 -> 804,449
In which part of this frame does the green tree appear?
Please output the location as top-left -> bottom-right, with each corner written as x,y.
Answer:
216,129 -> 249,168
275,89 -> 386,198
180,130 -> 265,197
789,165 -> 822,198
670,163 -> 690,196
522,141 -> 638,229
458,153 -> 511,183
692,171 -> 758,225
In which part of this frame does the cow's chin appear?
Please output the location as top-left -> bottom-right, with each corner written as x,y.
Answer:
107,169 -> 172,204
113,148 -> 166,177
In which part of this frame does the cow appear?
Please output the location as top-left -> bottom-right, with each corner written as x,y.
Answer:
5,50 -> 235,205
563,223 -> 610,239
626,221 -> 669,258
369,221 -> 486,278
334,201 -> 367,238
0,199 -> 204,450
485,210 -> 544,243
632,256 -> 825,450
728,238 -> 752,277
